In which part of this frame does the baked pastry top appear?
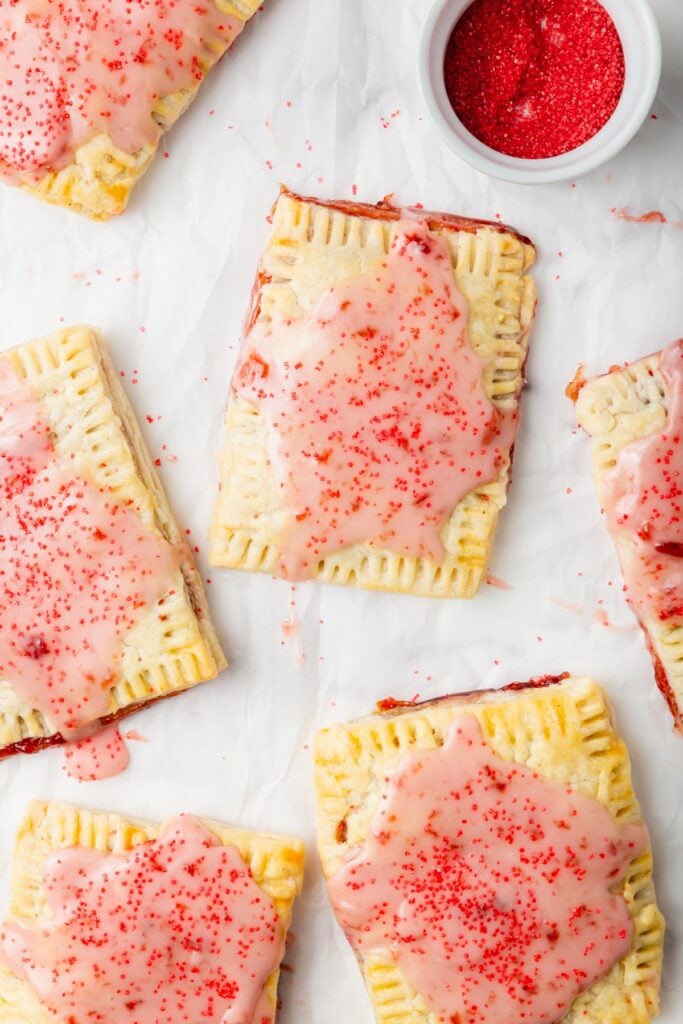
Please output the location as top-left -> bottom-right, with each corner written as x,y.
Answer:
573,340 -> 683,730
0,326 -> 224,759
0,0 -> 261,220
210,188 -> 537,598
0,801 -> 305,1023
314,675 -> 664,1024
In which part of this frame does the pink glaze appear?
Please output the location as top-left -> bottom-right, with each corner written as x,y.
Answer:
0,0 -> 243,180
123,728 -> 149,742
63,725 -> 130,781
0,815 -> 282,1024
484,572 -> 513,591
328,714 -> 645,1024
549,596 -> 584,615
0,360 -> 180,739
280,585 -> 304,667
235,219 -> 517,578
603,339 -> 683,622
593,608 -> 638,634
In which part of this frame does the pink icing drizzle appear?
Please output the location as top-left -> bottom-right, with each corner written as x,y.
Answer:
603,339 -> 683,622
0,0 -> 243,180
280,584 -> 304,666
328,714 -> 645,1024
0,359 -> 180,740
123,728 -> 149,742
484,572 -> 513,590
235,219 -> 517,578
63,724 -> 130,781
0,815 -> 282,1024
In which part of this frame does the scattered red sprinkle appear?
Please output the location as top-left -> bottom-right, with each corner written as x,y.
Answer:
234,220 -> 519,577
63,724 -> 129,781
0,2 -> 244,181
329,716 -> 645,1024
0,364 -> 180,740
603,340 -> 683,627
0,817 -> 283,1018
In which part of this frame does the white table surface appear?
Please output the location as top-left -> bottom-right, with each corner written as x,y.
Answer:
0,1 -> 682,1021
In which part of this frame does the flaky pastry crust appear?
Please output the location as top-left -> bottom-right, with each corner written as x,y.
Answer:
0,326 -> 225,755
0,801 -> 304,1022
13,0 -> 261,220
314,675 -> 664,1024
574,352 -> 683,728
210,189 -> 537,598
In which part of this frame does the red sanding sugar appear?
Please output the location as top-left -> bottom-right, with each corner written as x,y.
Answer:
444,0 -> 625,159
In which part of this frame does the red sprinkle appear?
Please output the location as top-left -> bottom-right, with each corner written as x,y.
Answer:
443,0 -> 625,159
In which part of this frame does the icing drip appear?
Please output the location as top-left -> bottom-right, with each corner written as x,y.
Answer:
0,359 -> 180,740
0,815 -> 282,1023
603,339 -> 683,622
328,714 -> 646,1024
235,219 -> 517,578
63,725 -> 130,781
0,0 -> 243,180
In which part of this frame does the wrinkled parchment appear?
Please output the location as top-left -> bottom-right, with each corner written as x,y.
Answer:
0,1 -> 681,1020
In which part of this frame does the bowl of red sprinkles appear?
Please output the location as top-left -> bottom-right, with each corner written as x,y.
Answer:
419,0 -> 661,184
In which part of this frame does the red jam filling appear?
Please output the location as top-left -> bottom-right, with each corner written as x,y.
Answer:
0,359 -> 180,744
0,815 -> 282,1023
0,0 -> 243,181
443,0 -> 625,159
328,714 -> 646,1024
603,339 -> 683,624
234,218 -> 517,578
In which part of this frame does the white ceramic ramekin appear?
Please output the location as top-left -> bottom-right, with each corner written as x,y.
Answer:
418,0 -> 662,184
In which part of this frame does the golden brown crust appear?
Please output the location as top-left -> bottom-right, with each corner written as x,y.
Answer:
0,801 -> 305,1023
0,326 -> 226,754
12,0 -> 262,220
314,675 -> 664,1024
210,189 -> 537,598
574,349 -> 683,728
276,184 -> 536,247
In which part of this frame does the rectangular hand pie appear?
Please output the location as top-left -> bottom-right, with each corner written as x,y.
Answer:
314,675 -> 664,1024
0,0 -> 261,220
210,189 -> 537,598
572,341 -> 683,730
0,325 -> 224,759
0,801 -> 305,1022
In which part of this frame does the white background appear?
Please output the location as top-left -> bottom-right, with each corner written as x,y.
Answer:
0,1 -> 682,1021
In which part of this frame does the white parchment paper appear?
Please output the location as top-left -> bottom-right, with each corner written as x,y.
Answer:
0,1 -> 682,1020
